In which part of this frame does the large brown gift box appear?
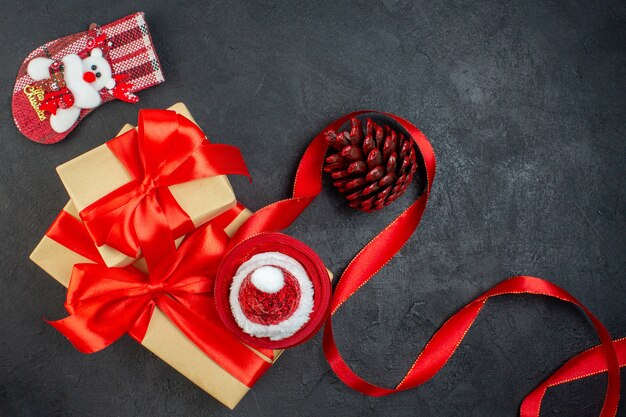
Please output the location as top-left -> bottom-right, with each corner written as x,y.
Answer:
56,103 -> 237,268
31,199 -> 279,409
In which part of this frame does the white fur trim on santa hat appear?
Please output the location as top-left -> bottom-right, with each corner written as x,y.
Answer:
229,252 -> 314,341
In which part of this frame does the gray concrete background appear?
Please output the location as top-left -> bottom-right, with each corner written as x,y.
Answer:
1,1 -> 624,416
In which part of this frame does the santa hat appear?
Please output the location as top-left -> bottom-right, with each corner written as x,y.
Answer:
215,233 -> 332,349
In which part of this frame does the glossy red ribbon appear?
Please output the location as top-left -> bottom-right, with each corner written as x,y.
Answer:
80,109 -> 250,259
230,111 -> 622,416
46,207 -> 274,387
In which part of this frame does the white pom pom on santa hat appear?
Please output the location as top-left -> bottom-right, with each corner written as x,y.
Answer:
250,265 -> 285,293
229,252 -> 315,341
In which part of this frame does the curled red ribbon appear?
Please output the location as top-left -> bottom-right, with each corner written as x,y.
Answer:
46,207 -> 274,387
230,111 -> 622,416
80,109 -> 250,260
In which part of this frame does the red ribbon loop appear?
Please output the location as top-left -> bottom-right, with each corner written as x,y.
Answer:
231,111 -> 621,416
80,109 -> 251,259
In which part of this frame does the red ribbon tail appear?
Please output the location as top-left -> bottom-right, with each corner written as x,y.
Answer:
323,275 -> 621,417
48,263 -> 153,354
521,338 -> 626,417
47,298 -> 146,353
156,296 -> 272,387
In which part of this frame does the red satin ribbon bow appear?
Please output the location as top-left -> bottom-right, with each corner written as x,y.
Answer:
47,207 -> 274,388
229,111 -> 623,416
80,109 -> 250,259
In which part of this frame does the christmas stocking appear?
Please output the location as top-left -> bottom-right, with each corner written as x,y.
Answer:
12,12 -> 164,144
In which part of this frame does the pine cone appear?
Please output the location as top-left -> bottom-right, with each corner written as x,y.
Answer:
323,117 -> 418,212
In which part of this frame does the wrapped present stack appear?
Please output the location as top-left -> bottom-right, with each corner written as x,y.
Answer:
30,103 -> 282,409
26,104 -> 624,417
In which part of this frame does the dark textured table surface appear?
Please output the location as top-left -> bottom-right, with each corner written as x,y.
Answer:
1,1 -> 625,416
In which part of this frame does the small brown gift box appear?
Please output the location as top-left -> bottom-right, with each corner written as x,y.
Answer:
56,103 -> 236,268
31,200 -> 278,409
